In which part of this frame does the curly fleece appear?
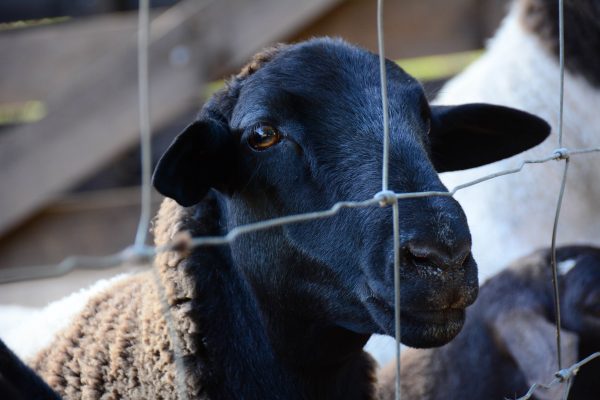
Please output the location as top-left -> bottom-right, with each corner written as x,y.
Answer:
31,199 -> 204,399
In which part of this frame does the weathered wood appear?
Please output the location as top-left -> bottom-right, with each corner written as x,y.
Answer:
0,14 -> 135,104
291,0 -> 504,59
0,0 -> 342,236
0,187 -> 161,270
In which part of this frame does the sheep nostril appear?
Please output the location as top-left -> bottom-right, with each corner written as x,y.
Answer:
406,242 -> 471,271
456,250 -> 470,267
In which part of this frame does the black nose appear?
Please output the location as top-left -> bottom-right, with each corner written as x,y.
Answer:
406,241 -> 471,272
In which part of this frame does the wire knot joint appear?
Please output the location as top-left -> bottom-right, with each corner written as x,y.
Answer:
122,244 -> 155,264
168,231 -> 194,255
374,190 -> 397,207
554,368 -> 572,382
553,148 -> 570,160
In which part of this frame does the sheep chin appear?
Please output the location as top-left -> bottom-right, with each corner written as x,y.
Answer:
399,309 -> 466,348
362,290 -> 466,348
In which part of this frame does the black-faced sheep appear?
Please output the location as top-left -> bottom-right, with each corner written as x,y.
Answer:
438,0 -> 600,280
29,38 -> 550,399
378,246 -> 600,400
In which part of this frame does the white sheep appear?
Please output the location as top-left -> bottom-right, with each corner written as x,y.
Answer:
366,0 -> 597,364
438,0 -> 600,281
377,246 -> 600,400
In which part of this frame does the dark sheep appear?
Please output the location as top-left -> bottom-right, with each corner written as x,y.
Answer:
378,246 -> 600,400
30,38 -> 549,399
0,338 -> 60,400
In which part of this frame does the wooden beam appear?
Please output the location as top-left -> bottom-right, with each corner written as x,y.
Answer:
0,0 -> 342,236
0,14 -> 135,104
291,0 -> 504,59
0,187 -> 162,270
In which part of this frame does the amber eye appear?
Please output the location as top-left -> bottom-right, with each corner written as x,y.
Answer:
247,125 -> 282,151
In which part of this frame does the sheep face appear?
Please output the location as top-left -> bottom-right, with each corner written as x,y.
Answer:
154,38 -> 550,348
559,249 -> 600,344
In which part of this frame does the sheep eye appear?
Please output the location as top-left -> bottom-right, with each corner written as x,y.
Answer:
248,125 -> 282,151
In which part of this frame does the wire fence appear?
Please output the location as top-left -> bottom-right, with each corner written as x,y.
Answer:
1,0 -> 599,399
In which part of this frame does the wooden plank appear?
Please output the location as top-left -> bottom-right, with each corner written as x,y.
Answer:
0,0 -> 342,236
0,14 -> 135,103
291,0 -> 504,59
0,187 -> 162,269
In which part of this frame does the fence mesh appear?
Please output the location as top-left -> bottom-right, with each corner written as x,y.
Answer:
0,0 -> 599,399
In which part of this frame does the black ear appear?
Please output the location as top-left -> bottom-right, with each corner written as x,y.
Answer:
152,118 -> 234,207
429,104 -> 551,172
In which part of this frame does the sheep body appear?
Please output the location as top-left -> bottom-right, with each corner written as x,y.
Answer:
0,274 -> 131,361
31,195 -> 376,399
437,0 -> 600,281
32,273 -> 175,398
30,197 -> 293,399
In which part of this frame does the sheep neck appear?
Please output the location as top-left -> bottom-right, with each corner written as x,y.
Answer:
257,294 -> 376,399
230,222 -> 378,399
154,194 -> 376,399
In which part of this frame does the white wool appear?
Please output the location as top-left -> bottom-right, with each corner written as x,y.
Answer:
0,273 -> 130,360
437,3 -> 600,282
558,259 -> 577,275
364,334 -> 409,367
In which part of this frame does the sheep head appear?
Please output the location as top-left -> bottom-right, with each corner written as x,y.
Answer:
153,38 -> 550,349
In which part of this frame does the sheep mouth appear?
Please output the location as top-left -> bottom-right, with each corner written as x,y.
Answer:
404,308 -> 464,325
364,291 -> 466,348
400,308 -> 465,347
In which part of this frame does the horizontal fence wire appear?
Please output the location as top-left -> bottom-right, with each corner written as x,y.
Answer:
512,352 -> 600,400
1,147 -> 600,282
0,0 -> 598,399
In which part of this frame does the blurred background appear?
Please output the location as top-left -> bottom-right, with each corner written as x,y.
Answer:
0,0 -> 508,306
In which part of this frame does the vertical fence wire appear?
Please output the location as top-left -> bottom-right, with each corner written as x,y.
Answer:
135,2 -> 188,398
557,0 -> 565,148
549,0 -> 567,371
377,0 -> 391,193
550,158 -> 568,370
376,1 -> 402,399
134,0 -> 153,249
392,201 -> 402,400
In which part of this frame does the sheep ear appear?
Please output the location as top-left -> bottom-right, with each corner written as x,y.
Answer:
153,119 -> 235,207
491,310 -> 579,400
429,104 -> 551,172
